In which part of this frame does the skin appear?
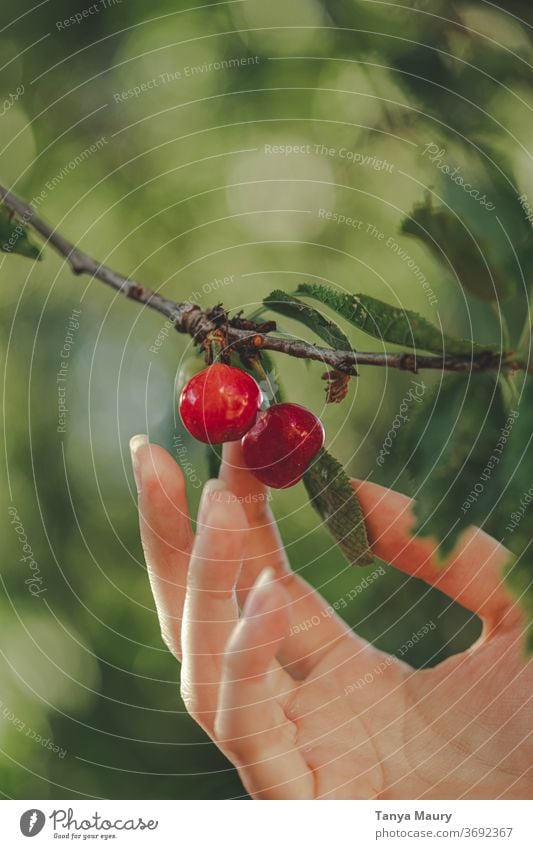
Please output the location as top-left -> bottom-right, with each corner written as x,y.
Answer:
130,435 -> 533,800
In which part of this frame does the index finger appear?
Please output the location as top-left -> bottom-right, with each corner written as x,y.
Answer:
130,436 -> 194,658
353,479 -> 520,631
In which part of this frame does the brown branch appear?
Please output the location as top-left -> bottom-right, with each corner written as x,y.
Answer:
0,183 -> 529,376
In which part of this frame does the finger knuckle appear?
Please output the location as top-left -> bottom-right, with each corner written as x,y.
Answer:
213,713 -> 227,743
179,680 -> 199,717
160,625 -> 179,657
213,717 -> 245,758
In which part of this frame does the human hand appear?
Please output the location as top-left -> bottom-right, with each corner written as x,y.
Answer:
130,435 -> 532,799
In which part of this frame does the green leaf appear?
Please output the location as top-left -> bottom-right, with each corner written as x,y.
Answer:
505,557 -> 533,654
495,383 -> 532,524
303,448 -> 373,566
0,203 -> 41,260
399,374 -> 508,556
401,195 -> 514,302
264,290 -> 354,351
495,376 -> 533,652
296,282 -> 494,357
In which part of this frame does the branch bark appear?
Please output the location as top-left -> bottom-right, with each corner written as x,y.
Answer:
0,184 -> 528,376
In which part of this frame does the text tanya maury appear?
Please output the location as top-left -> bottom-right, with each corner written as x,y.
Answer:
376,811 -> 453,823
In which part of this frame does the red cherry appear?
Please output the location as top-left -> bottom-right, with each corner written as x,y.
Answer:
241,402 -> 325,488
179,363 -> 262,444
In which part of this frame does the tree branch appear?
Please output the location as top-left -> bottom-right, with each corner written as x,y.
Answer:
0,183 -> 529,376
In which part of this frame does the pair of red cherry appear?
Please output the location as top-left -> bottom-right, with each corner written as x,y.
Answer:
179,363 -> 324,488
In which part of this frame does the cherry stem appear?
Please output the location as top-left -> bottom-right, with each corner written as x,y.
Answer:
246,355 -> 279,405
1,183 -> 530,377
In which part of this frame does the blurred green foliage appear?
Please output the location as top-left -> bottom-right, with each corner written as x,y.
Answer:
1,0 -> 532,799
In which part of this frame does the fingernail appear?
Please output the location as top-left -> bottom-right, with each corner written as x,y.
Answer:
243,567 -> 275,618
129,434 -> 148,493
197,478 -> 228,530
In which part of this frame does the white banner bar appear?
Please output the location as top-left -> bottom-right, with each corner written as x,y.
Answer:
0,799 -> 529,848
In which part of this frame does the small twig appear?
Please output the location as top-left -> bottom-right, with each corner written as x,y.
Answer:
1,183 -> 530,376
0,183 -> 198,329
